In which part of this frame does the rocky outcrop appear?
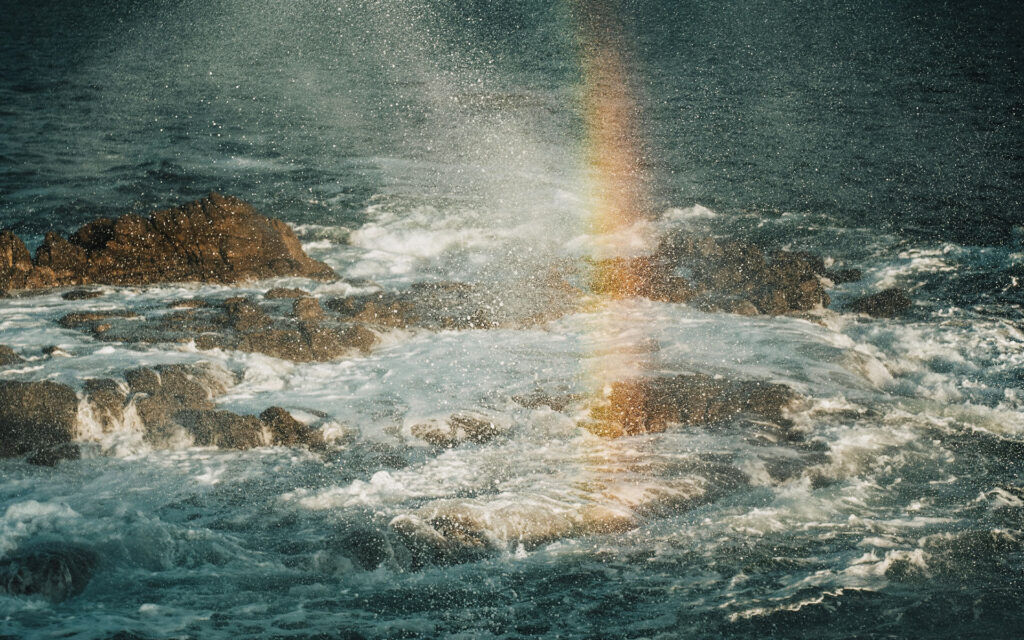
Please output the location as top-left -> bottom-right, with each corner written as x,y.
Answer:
848,287 -> 912,317
0,380 -> 79,457
0,193 -> 334,293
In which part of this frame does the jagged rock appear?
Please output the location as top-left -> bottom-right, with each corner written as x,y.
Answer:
27,443 -> 81,466
260,406 -> 323,448
0,380 -> 79,457
1,193 -> 335,293
848,288 -> 912,317
265,287 -> 308,300
293,297 -> 326,322
0,344 -> 24,366
0,230 -> 35,291
61,289 -> 104,301
127,363 -> 235,435
0,543 -> 99,602
175,409 -> 268,449
586,374 -> 795,438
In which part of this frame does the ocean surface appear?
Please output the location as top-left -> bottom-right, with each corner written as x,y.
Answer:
1,1 -> 1023,638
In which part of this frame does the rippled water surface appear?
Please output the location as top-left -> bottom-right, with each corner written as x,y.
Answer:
1,1 -> 1023,638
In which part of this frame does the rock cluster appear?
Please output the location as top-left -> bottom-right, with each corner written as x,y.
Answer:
59,293 -> 378,363
0,193 -> 334,293
0,362 -> 326,462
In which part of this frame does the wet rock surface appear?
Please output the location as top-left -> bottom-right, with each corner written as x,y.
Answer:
0,380 -> 79,457
848,287 -> 913,317
585,374 -> 797,438
0,193 -> 334,293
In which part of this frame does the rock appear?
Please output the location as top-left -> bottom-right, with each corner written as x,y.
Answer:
26,443 -> 81,466
222,297 -> 272,332
265,287 -> 308,299
83,378 -> 126,432
656,235 -> 833,314
61,289 -> 104,301
0,230 -> 34,292
587,374 -> 795,437
238,328 -> 312,361
1,193 -> 335,293
0,344 -> 24,366
824,268 -> 862,284
167,298 -> 208,309
0,543 -> 99,602
0,380 -> 79,457
410,411 -> 510,447
175,410 -> 268,449
58,311 -> 138,329
260,406 -> 323,448
127,363 -> 236,436
848,288 -> 912,317
292,297 -> 326,322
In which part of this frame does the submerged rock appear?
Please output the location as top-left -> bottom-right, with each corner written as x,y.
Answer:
848,287 -> 913,317
0,193 -> 335,293
0,380 -> 78,457
0,543 -> 99,601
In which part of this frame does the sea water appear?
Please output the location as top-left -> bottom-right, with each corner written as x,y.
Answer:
1,1 -> 1022,638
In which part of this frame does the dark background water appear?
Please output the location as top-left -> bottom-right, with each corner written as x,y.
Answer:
2,0 -> 1021,245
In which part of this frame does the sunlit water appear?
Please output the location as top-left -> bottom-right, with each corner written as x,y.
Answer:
1,1 -> 1023,638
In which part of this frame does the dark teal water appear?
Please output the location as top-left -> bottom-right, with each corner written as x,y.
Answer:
2,2 -> 1024,639
2,0 -> 1021,243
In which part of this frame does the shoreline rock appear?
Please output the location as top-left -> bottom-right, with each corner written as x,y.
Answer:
0,193 -> 334,293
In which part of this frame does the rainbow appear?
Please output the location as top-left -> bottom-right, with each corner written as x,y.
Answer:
573,0 -> 656,437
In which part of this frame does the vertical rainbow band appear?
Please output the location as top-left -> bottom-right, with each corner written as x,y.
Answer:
574,0 -> 656,437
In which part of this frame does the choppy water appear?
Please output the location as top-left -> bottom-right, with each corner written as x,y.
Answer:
2,1 -> 1023,639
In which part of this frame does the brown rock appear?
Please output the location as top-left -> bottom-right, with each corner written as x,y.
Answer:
265,287 -> 308,300
260,406 -> 323,448
848,288 -> 912,317
588,374 -> 795,438
175,409 -> 268,449
238,328 -> 312,361
58,311 -> 138,329
0,193 -> 335,292
824,268 -> 862,284
83,379 -> 126,432
0,345 -> 24,366
61,289 -> 104,301
223,297 -> 272,332
0,381 -> 79,457
34,232 -> 87,283
293,297 -> 326,322
0,231 -> 33,292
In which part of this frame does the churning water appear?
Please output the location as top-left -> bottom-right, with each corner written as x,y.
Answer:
1,1 -> 1023,638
